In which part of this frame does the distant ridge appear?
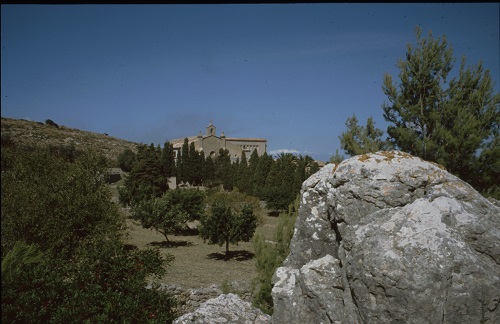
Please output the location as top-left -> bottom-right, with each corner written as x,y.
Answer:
1,117 -> 140,162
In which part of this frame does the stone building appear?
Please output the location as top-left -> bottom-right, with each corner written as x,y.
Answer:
170,122 -> 267,162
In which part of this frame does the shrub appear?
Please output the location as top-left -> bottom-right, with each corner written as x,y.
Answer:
117,148 -> 136,172
253,196 -> 299,314
1,143 -> 177,322
45,119 -> 59,128
2,240 -> 176,323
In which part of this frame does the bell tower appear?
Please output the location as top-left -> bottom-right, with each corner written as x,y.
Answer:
206,121 -> 216,136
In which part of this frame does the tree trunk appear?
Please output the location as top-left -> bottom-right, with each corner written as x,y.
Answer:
225,240 -> 230,260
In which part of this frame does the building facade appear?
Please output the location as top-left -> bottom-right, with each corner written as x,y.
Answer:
170,122 -> 267,162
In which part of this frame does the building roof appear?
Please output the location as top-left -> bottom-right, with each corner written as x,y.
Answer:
168,135 -> 266,148
169,136 -> 199,148
224,137 -> 267,142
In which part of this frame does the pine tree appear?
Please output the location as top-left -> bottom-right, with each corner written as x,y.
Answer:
382,26 -> 499,195
329,149 -> 345,164
339,114 -> 389,156
119,144 -> 168,207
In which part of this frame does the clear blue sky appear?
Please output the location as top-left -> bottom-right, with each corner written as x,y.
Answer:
2,4 -> 499,161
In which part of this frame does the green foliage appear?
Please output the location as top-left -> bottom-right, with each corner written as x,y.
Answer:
132,189 -> 206,241
199,192 -> 258,259
382,26 -> 500,195
339,114 -> 390,156
1,241 -> 44,282
253,196 -> 300,314
330,149 -> 345,164
262,152 -> 308,212
1,143 -> 176,322
237,151 -> 251,193
205,190 -> 262,217
2,240 -> 176,323
161,141 -> 176,178
119,144 -> 170,207
253,152 -> 273,197
214,148 -> 234,190
47,142 -> 83,163
177,138 -> 190,185
1,145 -> 122,259
117,148 -> 136,172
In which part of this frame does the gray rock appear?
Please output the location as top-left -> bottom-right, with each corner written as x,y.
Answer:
272,151 -> 500,323
174,293 -> 271,324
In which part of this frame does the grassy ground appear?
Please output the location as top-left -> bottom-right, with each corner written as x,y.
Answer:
109,181 -> 279,290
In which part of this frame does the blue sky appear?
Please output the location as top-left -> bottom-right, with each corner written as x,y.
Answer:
1,4 -> 499,161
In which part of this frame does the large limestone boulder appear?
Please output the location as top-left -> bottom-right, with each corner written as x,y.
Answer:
174,293 -> 271,323
272,151 -> 500,323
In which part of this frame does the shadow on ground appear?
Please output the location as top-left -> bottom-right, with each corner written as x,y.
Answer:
175,227 -> 199,236
148,240 -> 193,248
207,250 -> 255,261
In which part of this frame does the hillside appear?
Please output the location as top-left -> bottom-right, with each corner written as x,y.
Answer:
1,117 -> 140,163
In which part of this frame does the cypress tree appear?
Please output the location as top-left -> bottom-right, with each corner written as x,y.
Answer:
238,151 -> 250,194
247,149 -> 260,195
177,138 -> 189,185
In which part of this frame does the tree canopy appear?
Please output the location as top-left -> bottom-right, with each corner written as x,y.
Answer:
1,142 -> 176,322
132,188 -> 205,242
339,114 -> 391,156
382,26 -> 499,196
199,192 -> 258,259
338,26 -> 499,197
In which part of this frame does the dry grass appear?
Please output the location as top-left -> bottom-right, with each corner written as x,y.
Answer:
1,117 -> 139,162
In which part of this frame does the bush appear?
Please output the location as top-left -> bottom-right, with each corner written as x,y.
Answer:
2,240 -> 176,323
45,119 -> 59,128
117,148 -> 136,172
1,146 -> 121,258
253,196 -> 299,314
1,143 -> 177,322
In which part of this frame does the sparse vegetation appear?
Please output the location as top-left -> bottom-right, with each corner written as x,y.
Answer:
252,196 -> 300,314
1,117 -> 138,163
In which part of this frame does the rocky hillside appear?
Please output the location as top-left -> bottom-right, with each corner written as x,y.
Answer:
1,117 -> 140,163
